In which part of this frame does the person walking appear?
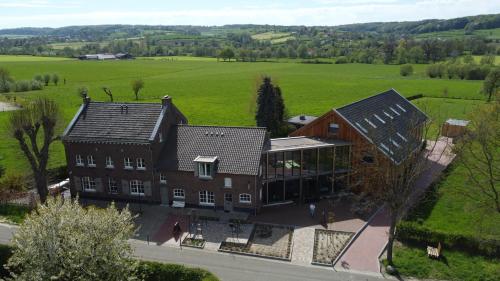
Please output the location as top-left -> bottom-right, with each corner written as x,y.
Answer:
309,203 -> 316,218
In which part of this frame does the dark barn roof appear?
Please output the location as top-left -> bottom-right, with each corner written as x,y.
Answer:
62,102 -> 163,144
335,89 -> 428,164
158,125 -> 268,176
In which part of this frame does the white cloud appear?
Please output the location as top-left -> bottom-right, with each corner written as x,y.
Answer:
0,0 -> 498,28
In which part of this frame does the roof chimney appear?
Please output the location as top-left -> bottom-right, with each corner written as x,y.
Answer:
299,115 -> 306,121
162,95 -> 172,108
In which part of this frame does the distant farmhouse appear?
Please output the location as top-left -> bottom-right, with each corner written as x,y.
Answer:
77,53 -> 134,60
62,89 -> 427,213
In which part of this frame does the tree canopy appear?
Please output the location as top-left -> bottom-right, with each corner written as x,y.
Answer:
255,76 -> 286,137
7,197 -> 137,281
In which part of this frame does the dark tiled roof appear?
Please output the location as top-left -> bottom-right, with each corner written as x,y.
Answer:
336,89 -> 428,164
63,102 -> 163,143
158,125 -> 268,176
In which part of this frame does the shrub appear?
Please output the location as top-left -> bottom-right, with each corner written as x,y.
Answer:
30,80 -> 43,91
335,56 -> 349,64
400,64 -> 413,76
465,64 -> 490,80
397,221 -> 500,257
43,73 -> 51,86
0,244 -> 12,278
137,261 -> 218,281
0,173 -> 28,192
52,73 -> 59,86
33,74 -> 43,82
426,63 -> 446,78
14,80 -> 31,92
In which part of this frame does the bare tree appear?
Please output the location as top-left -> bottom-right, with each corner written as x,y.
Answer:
352,109 -> 444,265
77,86 -> 88,99
454,100 -> 499,213
102,86 -> 113,102
131,79 -> 144,100
9,98 -> 60,203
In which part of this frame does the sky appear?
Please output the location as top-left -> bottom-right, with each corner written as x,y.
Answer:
0,0 -> 499,29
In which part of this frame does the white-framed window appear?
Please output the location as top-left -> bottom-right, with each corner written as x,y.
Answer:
136,158 -> 146,170
199,190 -> 215,206
75,154 -> 84,166
130,180 -> 144,196
173,189 -> 185,199
108,178 -> 118,194
87,155 -> 96,167
105,156 -> 114,168
239,193 -> 251,204
124,157 -> 133,170
224,177 -> 232,188
198,163 -> 212,178
160,173 -> 167,184
81,176 -> 96,192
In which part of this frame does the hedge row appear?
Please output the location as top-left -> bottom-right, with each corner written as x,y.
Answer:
0,245 -> 218,281
396,221 -> 500,257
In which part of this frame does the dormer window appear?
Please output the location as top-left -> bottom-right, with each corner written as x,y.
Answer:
194,156 -> 217,179
137,158 -> 146,170
105,156 -> 114,168
76,154 -> 84,167
160,173 -> 167,184
87,155 -> 96,167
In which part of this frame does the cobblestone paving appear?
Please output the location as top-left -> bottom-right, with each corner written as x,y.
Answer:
290,227 -> 315,265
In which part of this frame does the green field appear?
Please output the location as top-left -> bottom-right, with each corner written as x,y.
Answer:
0,56 -> 485,176
415,27 -> 500,40
0,55 -> 71,62
392,244 -> 500,281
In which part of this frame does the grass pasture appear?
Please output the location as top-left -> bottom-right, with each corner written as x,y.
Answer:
0,58 -> 485,176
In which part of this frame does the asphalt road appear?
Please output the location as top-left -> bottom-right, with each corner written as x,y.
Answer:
0,224 -> 383,281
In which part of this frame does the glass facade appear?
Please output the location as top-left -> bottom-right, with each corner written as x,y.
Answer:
262,145 -> 351,205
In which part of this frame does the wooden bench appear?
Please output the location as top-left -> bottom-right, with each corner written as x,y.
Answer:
172,200 -> 185,208
427,242 -> 442,258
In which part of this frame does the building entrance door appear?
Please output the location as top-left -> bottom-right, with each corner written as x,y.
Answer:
160,186 -> 169,206
224,193 -> 233,212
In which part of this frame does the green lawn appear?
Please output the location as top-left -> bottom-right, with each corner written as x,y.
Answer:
0,59 -> 485,176
0,204 -> 30,224
392,244 -> 500,281
406,162 -> 500,239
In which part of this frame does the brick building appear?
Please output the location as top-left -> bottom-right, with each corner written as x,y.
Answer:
62,89 -> 427,213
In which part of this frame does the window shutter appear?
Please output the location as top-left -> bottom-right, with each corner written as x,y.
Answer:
95,178 -> 103,192
121,180 -> 129,195
144,181 -> 152,196
211,161 -> 218,178
73,176 -> 81,191
193,162 -> 199,177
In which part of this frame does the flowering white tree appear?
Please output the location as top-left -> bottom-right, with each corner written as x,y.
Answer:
7,198 -> 138,281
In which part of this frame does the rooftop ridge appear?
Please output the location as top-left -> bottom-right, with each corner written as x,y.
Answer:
88,101 -> 162,106
176,124 -> 267,130
335,89 -> 396,111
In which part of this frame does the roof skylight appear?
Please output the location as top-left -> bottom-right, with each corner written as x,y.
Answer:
355,122 -> 368,133
397,132 -> 408,142
389,107 -> 400,116
383,111 -> 394,119
396,104 -> 407,112
389,138 -> 401,148
374,114 -> 386,124
365,118 -> 377,128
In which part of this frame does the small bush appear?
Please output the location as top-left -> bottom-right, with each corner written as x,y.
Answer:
33,74 -> 43,82
14,80 -> 31,92
400,64 -> 413,76
30,80 -> 43,91
335,56 -> 349,64
426,63 -> 447,78
0,244 -> 12,278
0,173 -> 28,192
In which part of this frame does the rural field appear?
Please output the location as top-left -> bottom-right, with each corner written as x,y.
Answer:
0,55 -> 486,176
